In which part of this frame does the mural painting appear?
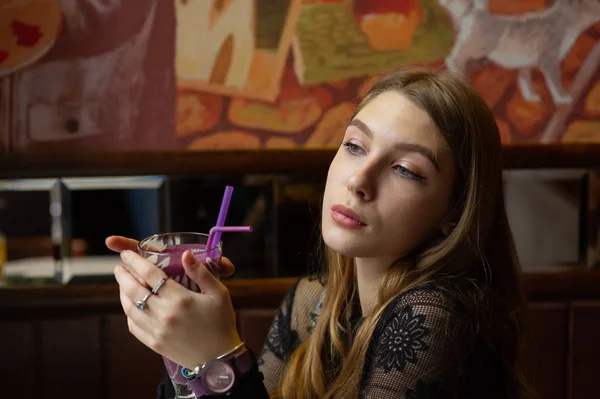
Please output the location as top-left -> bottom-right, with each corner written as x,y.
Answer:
176,0 -> 302,102
1,0 -> 599,152
1,0 -> 175,151
0,0 -> 62,78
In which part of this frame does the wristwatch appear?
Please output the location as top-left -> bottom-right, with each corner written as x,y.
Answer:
181,343 -> 254,396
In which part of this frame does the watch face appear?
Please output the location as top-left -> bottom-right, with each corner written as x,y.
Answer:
205,361 -> 236,393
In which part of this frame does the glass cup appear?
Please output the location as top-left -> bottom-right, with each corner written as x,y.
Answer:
138,232 -> 222,388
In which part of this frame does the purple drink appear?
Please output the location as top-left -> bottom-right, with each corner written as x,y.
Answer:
138,233 -> 223,293
155,243 -> 222,292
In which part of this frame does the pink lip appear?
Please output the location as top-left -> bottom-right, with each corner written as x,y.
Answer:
331,204 -> 367,229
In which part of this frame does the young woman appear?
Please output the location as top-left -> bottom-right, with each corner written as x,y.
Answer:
109,67 -> 535,398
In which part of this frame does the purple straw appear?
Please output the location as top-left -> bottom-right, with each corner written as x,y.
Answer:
206,186 -> 234,251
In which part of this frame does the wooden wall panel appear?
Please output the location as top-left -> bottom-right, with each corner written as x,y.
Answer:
569,302 -> 600,399
0,321 -> 35,399
40,317 -> 103,399
104,314 -> 165,399
237,309 -> 276,357
525,303 -> 568,399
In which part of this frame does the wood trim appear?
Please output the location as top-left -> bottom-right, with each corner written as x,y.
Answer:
0,149 -> 336,179
0,277 -> 298,314
522,270 -> 600,301
1,144 -> 600,179
2,270 -> 600,314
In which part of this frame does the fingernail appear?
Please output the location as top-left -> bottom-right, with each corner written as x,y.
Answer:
185,250 -> 196,263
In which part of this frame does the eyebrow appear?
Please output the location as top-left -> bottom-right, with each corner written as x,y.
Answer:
348,119 -> 440,171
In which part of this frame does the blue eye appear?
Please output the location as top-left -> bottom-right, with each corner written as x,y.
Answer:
342,142 -> 364,155
394,165 -> 425,181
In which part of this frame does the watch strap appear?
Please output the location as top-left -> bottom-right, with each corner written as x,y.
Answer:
234,346 -> 254,375
189,347 -> 254,396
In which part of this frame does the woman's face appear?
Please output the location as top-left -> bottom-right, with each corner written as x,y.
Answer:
322,91 -> 457,264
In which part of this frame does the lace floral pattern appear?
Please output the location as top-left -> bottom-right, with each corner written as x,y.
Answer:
266,306 -> 300,360
377,305 -> 430,372
257,276 -> 326,391
358,283 -> 472,399
260,282 -> 300,364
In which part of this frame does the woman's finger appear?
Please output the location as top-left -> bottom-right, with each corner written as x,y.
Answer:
120,250 -> 169,291
183,251 -> 226,298
217,256 -> 235,278
106,237 -> 148,286
105,236 -> 139,253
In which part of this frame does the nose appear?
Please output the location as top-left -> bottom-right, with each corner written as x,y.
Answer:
347,162 -> 376,201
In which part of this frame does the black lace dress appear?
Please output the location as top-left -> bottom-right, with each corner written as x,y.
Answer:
157,276 -> 506,398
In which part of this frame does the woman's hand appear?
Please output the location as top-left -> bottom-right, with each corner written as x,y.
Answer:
111,244 -> 242,369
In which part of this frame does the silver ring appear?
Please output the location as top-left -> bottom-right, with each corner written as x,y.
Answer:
135,293 -> 152,311
151,277 -> 168,295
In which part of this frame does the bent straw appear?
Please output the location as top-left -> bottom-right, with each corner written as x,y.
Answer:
206,185 -> 234,250
206,226 -> 253,251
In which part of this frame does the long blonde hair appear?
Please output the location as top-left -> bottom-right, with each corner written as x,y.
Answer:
279,67 -> 535,398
